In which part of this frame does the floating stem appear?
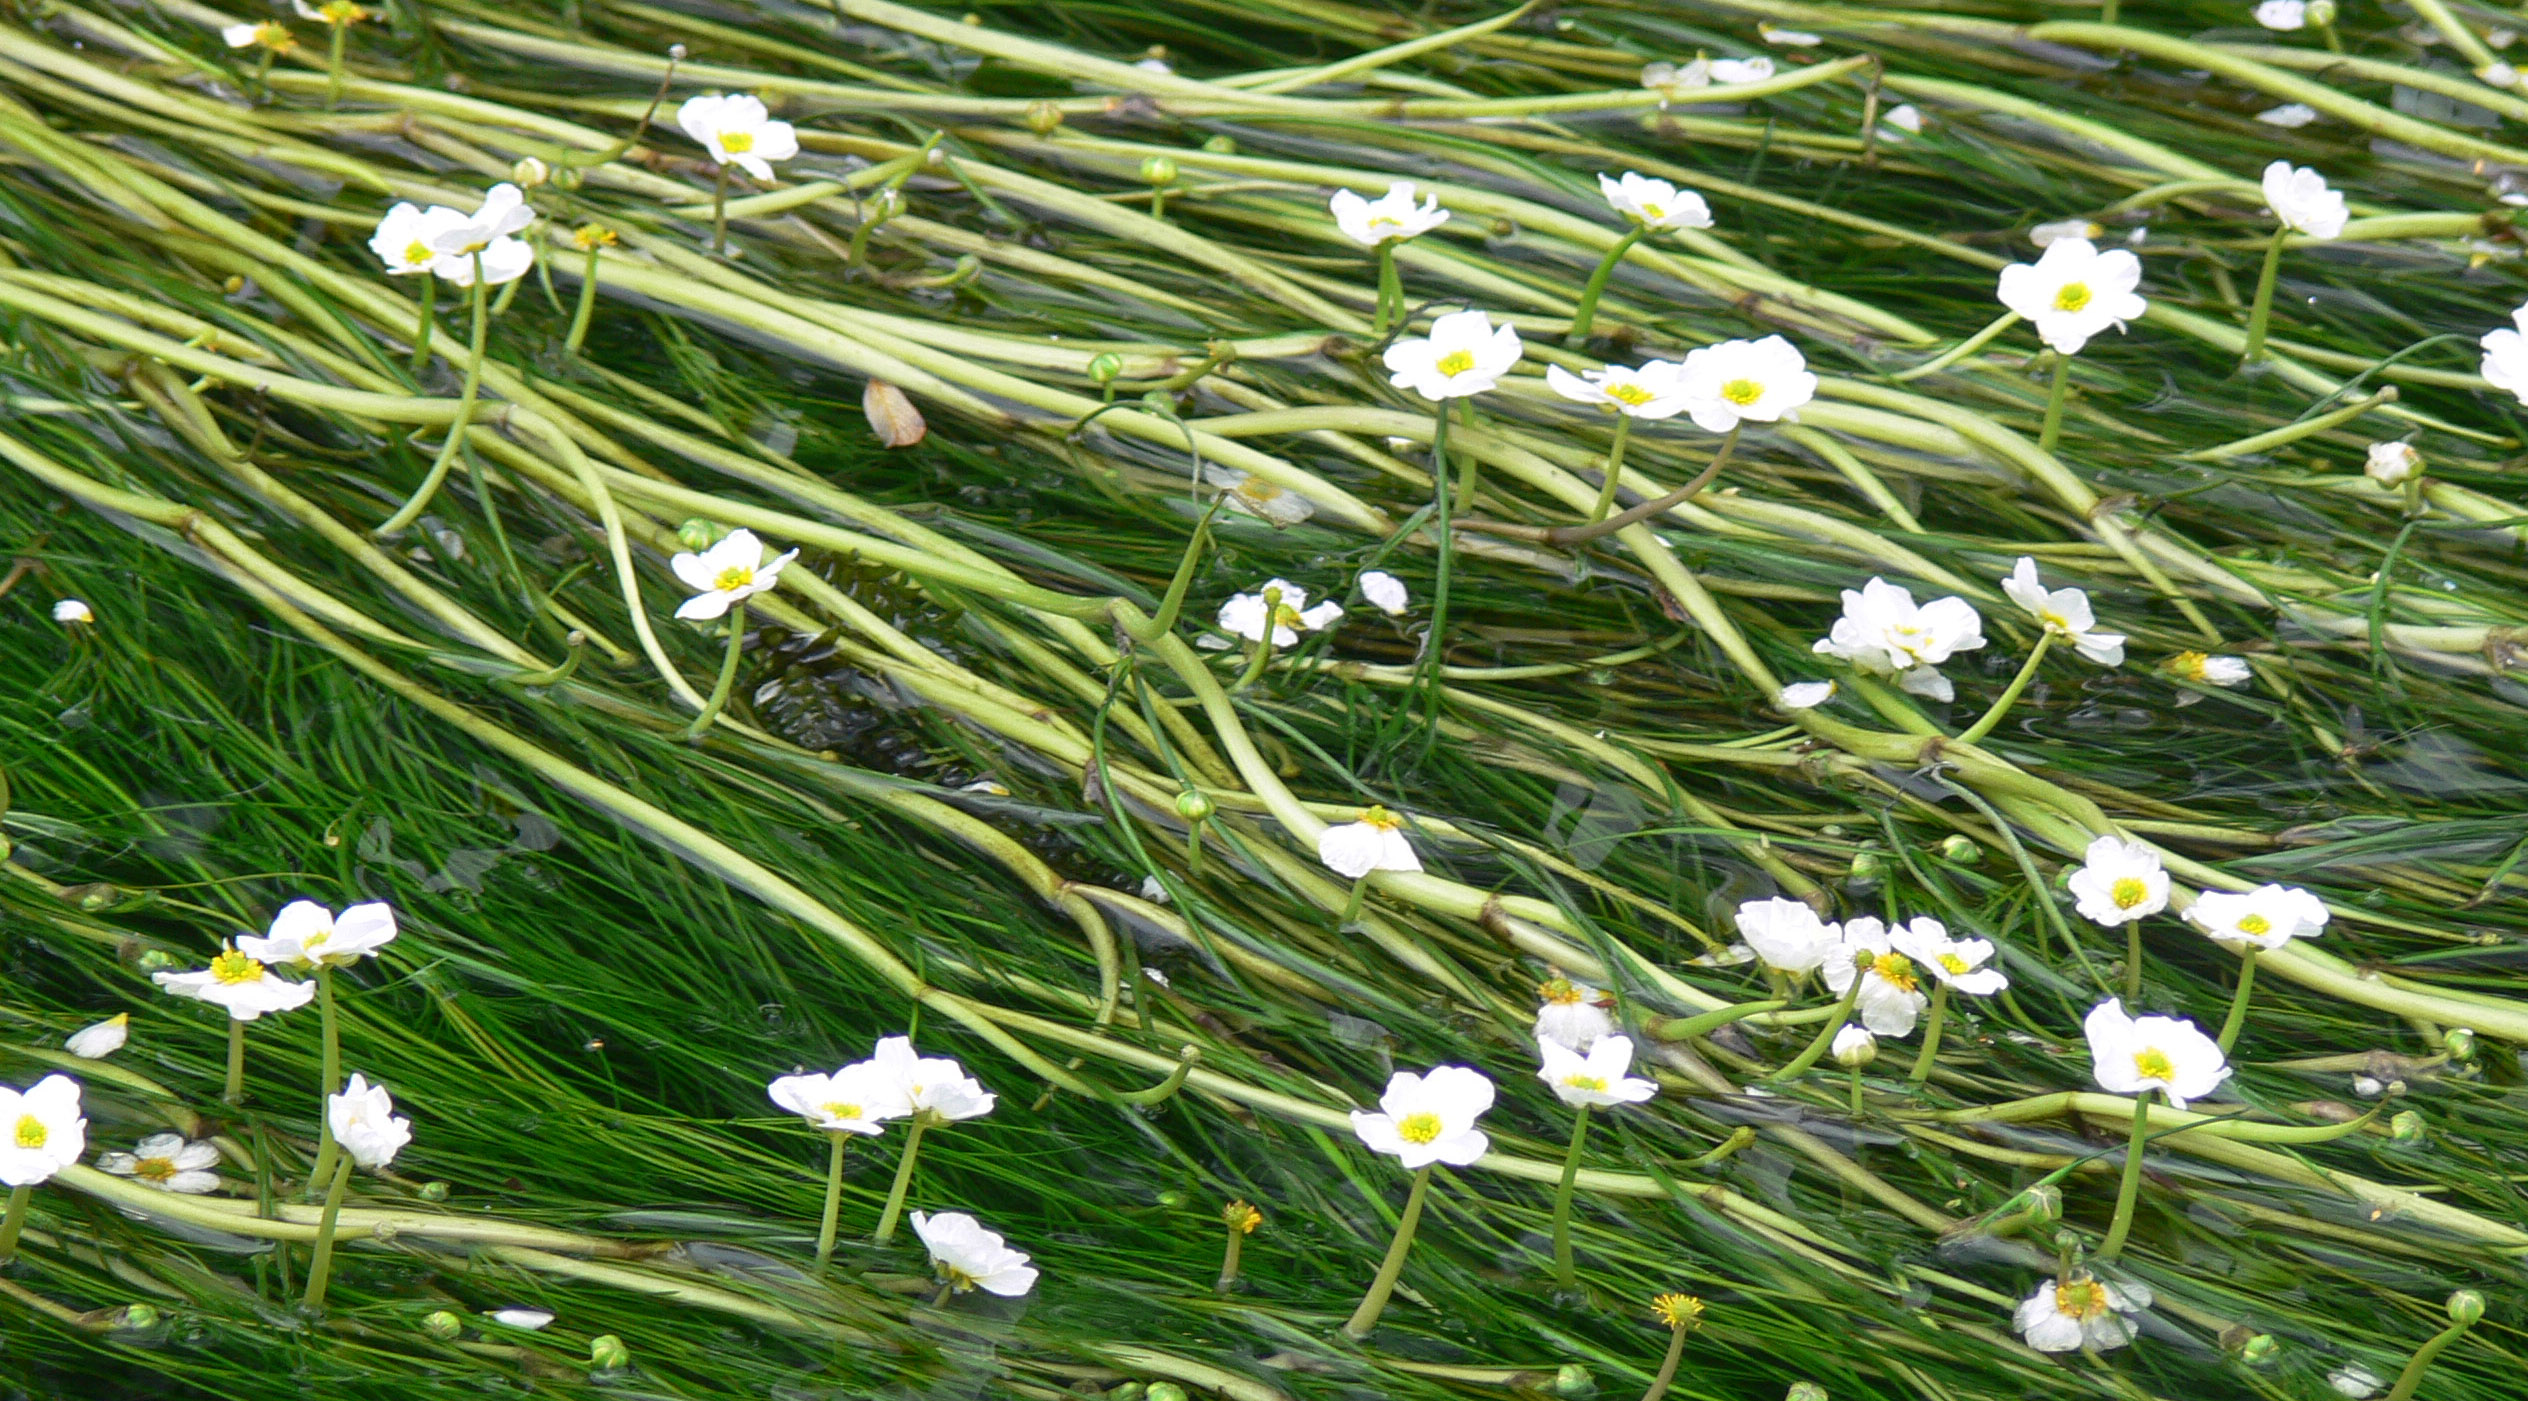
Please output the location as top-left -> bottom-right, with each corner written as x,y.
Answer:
2096,1089 -> 2152,1261
871,1115 -> 931,1245
1342,1165 -> 1431,1340
1566,226 -> 1644,345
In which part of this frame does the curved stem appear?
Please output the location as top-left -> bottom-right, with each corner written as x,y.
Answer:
1215,1225 -> 1243,1292
1336,874 -> 1369,930
305,967 -> 341,1200
1453,400 -> 1481,513
712,163 -> 731,256
871,1116 -> 929,1244
1550,1104 -> 1591,1288
1771,978 -> 1864,1081
407,282 -> 434,374
1907,982 -> 1950,1085
2036,354 -> 2073,455
376,260 -> 488,538
1539,425 -> 1737,546
1232,599 -> 1281,691
1849,1065 -> 1865,1116
814,1130 -> 848,1268
2096,1089 -> 2152,1261
301,1154 -> 355,1309
685,601 -> 748,741
1650,998 -> 1787,1041
1889,310 -> 2022,382
223,1017 -> 246,1106
1565,226 -> 1644,344
566,243 -> 603,355
324,22 -> 347,111
2126,919 -> 2144,1002
2383,1318 -> 2476,1401
1342,1165 -> 1431,1340
1955,630 -> 2052,745
1420,403 -> 1455,732
1640,1322 -> 1690,1401
2215,949 -> 2258,1055
2240,225 -> 2291,366
1586,414 -> 1633,524
1373,242 -> 1402,337
0,1185 -> 30,1264
1135,497 -> 1222,641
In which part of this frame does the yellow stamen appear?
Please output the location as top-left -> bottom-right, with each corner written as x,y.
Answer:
1606,382 -> 1655,407
1538,977 -> 1585,1006
1871,952 -> 1920,994
2111,876 -> 2149,909
1566,1074 -> 1608,1093
13,1115 -> 45,1150
1641,202 -> 1665,220
2134,1048 -> 2174,1082
2054,282 -> 2092,313
2055,1277 -> 2110,1318
1652,1292 -> 1704,1330
1360,805 -> 1403,831
403,239 -> 433,267
1224,1200 -> 1263,1234
721,131 -> 756,155
135,1157 -> 176,1183
714,566 -> 755,592
2236,914 -> 2270,936
1720,378 -> 1763,405
210,949 -> 264,985
1435,349 -> 1477,377
2170,650 -> 2210,681
1939,952 -> 1971,975
1395,1112 -> 1443,1145
820,1102 -> 862,1123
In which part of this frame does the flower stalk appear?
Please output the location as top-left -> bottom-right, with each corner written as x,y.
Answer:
686,601 -> 747,740
324,19 -> 350,110
871,1115 -> 931,1245
2215,951 -> 2258,1055
566,235 -> 610,355
2096,1088 -> 2153,1261
1586,413 -> 1633,525
814,1129 -> 848,1268
712,162 -> 731,257
1217,1200 -> 1260,1292
1565,227 -> 1644,345
304,966 -> 343,1199
407,283 -> 434,374
0,1185 -> 30,1265
377,253 -> 488,538
1906,982 -> 1950,1085
1373,242 -> 1403,336
300,1153 -> 354,1309
1954,630 -> 2052,745
1770,977 -> 1864,1081
1231,587 -> 1283,691
1549,1103 -> 1591,1289
223,1017 -> 247,1106
2383,1293 -> 2483,1401
2036,354 -> 2073,455
2240,225 -> 2291,366
1341,1165 -> 1430,1340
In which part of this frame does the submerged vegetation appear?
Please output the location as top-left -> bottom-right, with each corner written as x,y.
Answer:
4,0 -> 2528,1396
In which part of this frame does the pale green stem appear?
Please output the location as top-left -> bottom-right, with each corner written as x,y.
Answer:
305,966 -> 341,1200
1543,425 -> 1736,546
1889,310 -> 2022,381
2100,0 -> 2118,23
712,163 -> 731,256
2384,1317 -> 2478,1401
1586,414 -> 1633,524
1231,588 -> 1281,691
2216,950 -> 2257,1055
2240,225 -> 2290,365
1906,982 -> 1950,1085
871,1116 -> 930,1244
2036,354 -> 2073,455
565,243 -> 603,355
1373,241 -> 1402,337
1641,1322 -> 1690,1401
1453,399 -> 1480,513
814,1129 -> 848,1268
1565,226 -> 1644,344
1337,874 -> 1368,929
1420,404 -> 1454,720
1342,1165 -> 1431,1340
1849,1065 -> 1865,1116
2126,919 -> 2144,1002
407,281 -> 434,374
376,256 -> 487,538
1771,979 -> 1864,1081
1216,1226 -> 1244,1292
0,1185 -> 30,1264
2096,1089 -> 2152,1261
1550,1104 -> 1591,1288
685,601 -> 748,740
324,22 -> 347,111
1955,630 -> 2053,745
223,1017 -> 246,1106
301,1154 -> 355,1309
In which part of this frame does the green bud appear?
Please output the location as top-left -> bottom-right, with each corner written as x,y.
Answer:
2239,1333 -> 2279,1366
1847,850 -> 1883,882
1201,134 -> 1236,154
1023,100 -> 1064,135
418,1180 -> 449,1202
118,1303 -> 161,1331
1088,352 -> 1124,385
422,1309 -> 464,1340
1174,789 -> 1215,822
510,155 -> 551,188
1138,154 -> 1180,187
1107,1386 -> 1143,1401
1552,1363 -> 1594,1397
2305,0 -> 2336,23
551,164 -> 585,192
2443,1027 -> 2476,1061
676,518 -> 724,552
2448,1289 -> 2484,1326
135,948 -> 178,975
1937,834 -> 1981,864
2391,1110 -> 2425,1143
1145,1386 -> 1189,1401
589,1334 -> 630,1371
1786,1384 -> 1829,1401
2022,1183 -> 2061,1223
1155,1189 -> 1190,1209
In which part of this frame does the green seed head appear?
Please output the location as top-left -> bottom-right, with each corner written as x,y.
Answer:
2449,1290 -> 2485,1326
1023,100 -> 1063,135
1139,155 -> 1180,187
422,1309 -> 463,1340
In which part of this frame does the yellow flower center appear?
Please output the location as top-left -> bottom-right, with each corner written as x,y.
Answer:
939,1264 -> 976,1292
1720,378 -> 1763,406
1939,952 -> 1972,975
721,131 -> 756,155
1652,1292 -> 1704,1330
2055,1277 -> 2110,1319
1361,806 -> 1402,831
2111,876 -> 2149,909
1270,603 -> 1305,629
1434,349 -> 1477,377
403,239 -> 433,267
820,1102 -> 862,1122
1235,479 -> 1286,503
255,21 -> 294,47
1607,382 -> 1655,407
135,1156 -> 177,1183
1225,1201 -> 1263,1234
1640,202 -> 1665,221
714,566 -> 755,592
1871,952 -> 1920,994
320,0 -> 367,21
2236,913 -> 2270,936
2171,650 -> 2210,680
1368,216 -> 1400,231
1539,977 -> 1584,1005
573,226 -> 619,250
13,1115 -> 45,1150
2134,1047 -> 2175,1082
210,949 -> 264,984
2054,282 -> 2092,313
1396,1112 -> 1443,1145
1566,1074 -> 1607,1093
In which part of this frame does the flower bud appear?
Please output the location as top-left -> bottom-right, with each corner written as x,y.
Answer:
1938,834 -> 1981,864
1551,1363 -> 1594,1397
2240,1332 -> 2280,1366
1786,1385 -> 1829,1401
1024,100 -> 1064,135
1175,789 -> 1215,822
1107,1386 -> 1143,1401
135,948 -> 178,975
1088,352 -> 1125,385
2022,1182 -> 2062,1223
418,1180 -> 449,1201
510,155 -> 551,188
2390,1110 -> 2425,1143
119,1303 -> 161,1331
1146,1386 -> 1189,1401
1847,850 -> 1884,883
1138,154 -> 1180,187
422,1309 -> 463,1339
2448,1289 -> 2484,1326
1830,1025 -> 1876,1069
1202,134 -> 1236,154
677,518 -> 725,552
2306,0 -> 2336,23
589,1334 -> 630,1371
2443,1027 -> 2476,1061
2365,441 -> 2422,488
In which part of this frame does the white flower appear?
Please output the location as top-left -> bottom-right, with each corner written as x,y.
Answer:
2014,1274 -> 2151,1352
0,1075 -> 85,1187
671,528 -> 798,621
2067,836 -> 2168,927
238,899 -> 397,970
1329,182 -> 1450,246
1761,23 -> 1822,46
2365,441 -> 2422,487
2328,1363 -> 2384,1398
428,184 -> 537,287
51,599 -> 92,624
1640,58 -> 1711,93
1536,1035 -> 1658,1109
293,0 -> 371,21
1202,465 -> 1316,526
1384,308 -> 1522,400
1546,360 -> 1691,419
1597,173 -> 1713,233
2258,103 -> 2320,128
222,21 -> 261,45
1822,918 -> 1931,1038
2482,304 -> 2528,404
64,1014 -> 128,1060
1879,104 -> 1922,139
2481,61 -> 2521,90
329,1072 -> 413,1168
368,202 -> 470,277
2185,884 -> 2329,951
1776,681 -> 1836,710
2085,997 -> 2230,1107
1217,578 -> 1343,646
2263,160 -> 2347,239
2255,0 -> 2307,29
98,1134 -> 221,1194
1889,917 -> 2008,995
767,1062 -> 911,1136
1709,57 -> 1774,84
2029,219 -> 2102,248
2168,651 -> 2252,687
1138,875 -> 1170,904
2002,557 -> 2126,666
489,1307 -> 555,1329
1533,976 -> 1613,1051
676,94 -> 798,183
1318,806 -> 1421,879
1349,1065 -> 1492,1169
1811,577 -> 1986,702
1830,1025 -> 1877,1068
1358,570 -> 1409,616
1675,335 -> 1816,433
1995,238 -> 2147,356
909,1210 -> 1038,1296
1735,896 -> 1835,975
864,1036 -> 994,1121
153,945 -> 317,1021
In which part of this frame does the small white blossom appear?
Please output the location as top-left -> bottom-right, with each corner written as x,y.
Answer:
1831,1025 -> 1877,1068
867,1036 -> 994,1121
1350,1065 -> 1492,1169
1878,104 -> 1922,140
239,899 -> 397,970
488,1308 -> 555,1329
2015,1274 -> 2151,1352
767,1063 -> 910,1136
2263,160 -> 2348,239
369,202 -> 470,277
910,1210 -> 1038,1296
1217,578 -> 1342,646
1318,806 -> 1421,879
2482,304 -> 2528,404
676,94 -> 799,183
1675,335 -> 1816,433
1735,896 -> 1835,974
1760,23 -> 1822,46
2185,884 -> 2328,951
2002,557 -> 2126,665
1358,570 -> 1409,616
51,599 -> 92,624
0,1075 -> 85,1187
1811,577 -> 1985,702
98,1134 -> 221,1194
2258,103 -> 2319,128
2067,836 -> 2169,927
2169,651 -> 2253,687
1597,173 -> 1713,233
2365,441 -> 2422,488
2329,1363 -> 2384,1398
153,945 -> 316,1021
1533,976 -> 1614,1051
1708,57 -> 1774,84
1823,917 -> 1931,1038
2085,997 -> 2229,1107
2255,0 -> 2307,30
328,1072 -> 413,1169
2483,62 -> 2521,89
671,528 -> 797,622
1640,58 -> 1711,93
1329,182 -> 1450,246
1536,1035 -> 1658,1108
2029,219 -> 2102,249
1776,681 -> 1836,710
64,1014 -> 127,1060
1384,308 -> 1522,400
1996,238 -> 2147,356
1138,875 -> 1171,904
1890,917 -> 2008,995
1202,465 -> 1316,526
427,184 -> 536,287
1546,360 -> 1691,419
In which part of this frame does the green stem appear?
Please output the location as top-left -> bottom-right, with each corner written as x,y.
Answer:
2096,1089 -> 2152,1261
685,600 -> 747,740
1232,588 -> 1282,691
2240,225 -> 2290,366
1849,1065 -> 1865,1116
1337,874 -> 1368,930
324,22 -> 347,111
814,1130 -> 848,1268
1550,1104 -> 1591,1288
2126,919 -> 2144,1002
871,1116 -> 929,1244
1565,226 -> 1644,345
1150,186 -> 1168,222
1373,241 -> 1402,337
2384,1319 -> 2477,1401
305,967 -> 341,1200
2215,949 -> 2257,1055
1640,1321 -> 1690,1401
1342,1165 -> 1431,1340
2100,0 -> 2118,23
301,1154 -> 354,1309
1541,425 -> 1737,546
1420,404 -> 1454,730
1955,630 -> 2052,745
1185,816 -> 1206,880
712,163 -> 730,256
1216,1225 -> 1243,1292
2036,354 -> 2073,455
1889,310 -> 2022,381
223,1016 -> 246,1106
1452,398 -> 1480,514
0,1185 -> 30,1265
376,257 -> 488,538
1586,414 -> 1634,524
407,281 -> 434,374
1139,497 -> 1221,640
1771,979 -> 1864,1081
566,243 -> 603,355
1907,982 -> 1950,1085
